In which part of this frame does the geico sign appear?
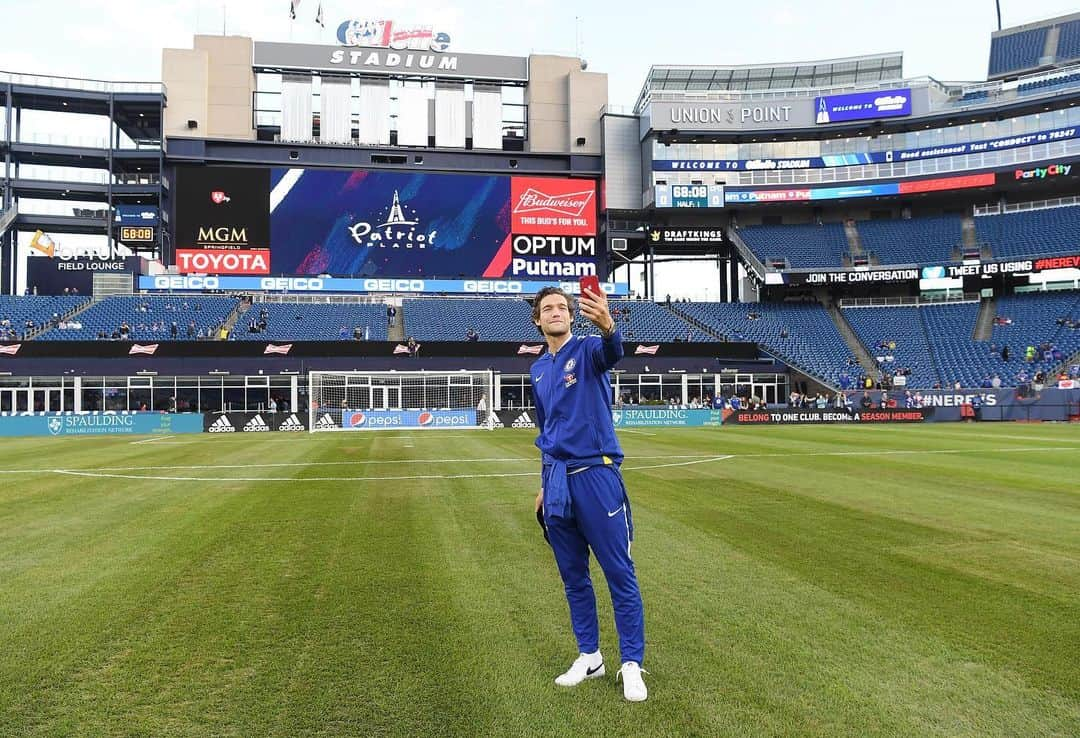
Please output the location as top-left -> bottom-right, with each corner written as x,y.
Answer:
260,278 -> 324,290
176,249 -> 270,275
512,236 -> 596,256
153,276 -> 220,289
362,279 -> 426,292
463,280 -> 523,294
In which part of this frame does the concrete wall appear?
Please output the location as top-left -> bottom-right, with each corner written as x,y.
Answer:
527,55 -> 606,155
163,35 -> 255,141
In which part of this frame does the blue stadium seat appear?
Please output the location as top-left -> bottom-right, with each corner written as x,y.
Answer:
737,223 -> 849,268
843,305 -> 937,388
402,298 -> 534,341
233,302 -> 389,341
973,206 -> 1080,259
989,27 -> 1049,76
36,295 -> 238,341
575,300 -> 702,342
1056,20 -> 1080,62
678,301 -> 858,386
0,295 -> 90,339
856,215 -> 963,266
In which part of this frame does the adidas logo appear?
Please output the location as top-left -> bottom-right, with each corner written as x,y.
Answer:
315,413 -> 337,429
243,414 -> 270,432
208,415 -> 235,433
278,413 -> 305,432
511,411 -> 535,429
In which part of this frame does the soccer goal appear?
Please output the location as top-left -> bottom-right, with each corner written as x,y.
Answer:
308,370 -> 497,432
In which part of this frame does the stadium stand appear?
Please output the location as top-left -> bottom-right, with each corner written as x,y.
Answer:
737,223 -> 849,268
1056,19 -> 1080,61
1017,70 -> 1080,94
856,215 -> 964,266
972,205 -> 1080,259
576,299 -> 704,342
402,298 -> 534,341
36,295 -> 238,341
232,301 -> 388,341
988,27 -> 1049,76
0,295 -> 90,339
676,301 -> 858,386
844,292 -> 1079,388
842,305 -> 937,388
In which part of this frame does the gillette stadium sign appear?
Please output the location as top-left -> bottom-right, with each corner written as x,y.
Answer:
253,41 -> 528,81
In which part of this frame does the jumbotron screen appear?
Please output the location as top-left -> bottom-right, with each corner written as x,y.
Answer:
173,166 -> 598,278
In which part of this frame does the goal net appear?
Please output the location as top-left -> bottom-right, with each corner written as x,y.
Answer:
308,370 -> 497,432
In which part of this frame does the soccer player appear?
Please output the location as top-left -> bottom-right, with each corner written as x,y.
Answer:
529,286 -> 648,702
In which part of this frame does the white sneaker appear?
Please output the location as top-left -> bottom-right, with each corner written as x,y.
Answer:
554,651 -> 605,687
617,661 -> 648,702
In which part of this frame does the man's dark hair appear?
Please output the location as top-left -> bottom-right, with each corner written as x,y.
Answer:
531,287 -> 575,334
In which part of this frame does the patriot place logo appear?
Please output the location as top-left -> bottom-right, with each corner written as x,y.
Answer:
348,190 -> 437,250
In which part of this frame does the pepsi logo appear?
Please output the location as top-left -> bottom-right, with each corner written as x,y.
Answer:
350,412 -> 366,426
418,412 -> 434,426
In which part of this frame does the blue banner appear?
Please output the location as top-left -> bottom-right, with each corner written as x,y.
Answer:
611,407 -> 722,427
815,88 -> 912,124
138,275 -> 629,296
0,412 -> 205,438
113,205 -> 159,226
653,125 -> 1080,171
340,409 -> 478,429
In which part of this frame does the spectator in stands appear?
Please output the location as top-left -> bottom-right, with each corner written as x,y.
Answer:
881,391 -> 892,408
860,391 -> 874,410
838,371 -> 852,390
980,375 -> 993,388
466,327 -> 479,342
170,321 -> 179,338
339,325 -> 349,339
269,397 -> 278,414
780,328 -> 789,339
352,326 -> 364,341
788,390 -> 801,407
387,305 -> 397,327
119,322 -> 130,339
407,336 -> 420,358
186,321 -> 196,339
991,373 -> 1002,389
904,390 -> 917,409
63,287 -> 70,296
71,287 -> 78,295
953,380 -> 962,390
1001,345 -> 1010,362
814,393 -> 827,409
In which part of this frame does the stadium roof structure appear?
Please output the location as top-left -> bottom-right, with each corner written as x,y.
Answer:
634,52 -> 904,113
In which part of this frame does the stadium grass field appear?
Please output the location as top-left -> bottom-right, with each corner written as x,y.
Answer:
1,423 -> 1078,737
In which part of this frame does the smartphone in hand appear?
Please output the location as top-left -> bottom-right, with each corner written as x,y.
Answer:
578,275 -> 602,298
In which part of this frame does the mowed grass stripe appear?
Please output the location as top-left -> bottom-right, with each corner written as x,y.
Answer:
0,425 -> 1077,736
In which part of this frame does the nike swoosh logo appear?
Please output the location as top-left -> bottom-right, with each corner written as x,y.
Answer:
536,373 -> 544,382
607,506 -> 623,518
586,664 -> 603,675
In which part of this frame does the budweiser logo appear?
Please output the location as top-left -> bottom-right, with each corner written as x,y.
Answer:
0,343 -> 21,356
513,188 -> 594,217
129,344 -> 159,355
634,345 -> 659,355
264,344 -> 292,355
517,344 -> 544,355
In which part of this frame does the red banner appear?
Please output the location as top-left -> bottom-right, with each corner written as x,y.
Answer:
510,177 -> 596,236
176,249 -> 270,275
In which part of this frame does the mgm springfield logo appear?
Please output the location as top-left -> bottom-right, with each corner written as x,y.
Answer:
348,191 -> 438,250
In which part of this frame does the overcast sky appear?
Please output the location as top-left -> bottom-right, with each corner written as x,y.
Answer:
3,0 -> 1079,107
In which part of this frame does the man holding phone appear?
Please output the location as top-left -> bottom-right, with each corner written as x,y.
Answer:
529,279 -> 648,702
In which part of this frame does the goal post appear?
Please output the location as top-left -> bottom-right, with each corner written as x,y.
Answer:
308,370 -> 497,432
